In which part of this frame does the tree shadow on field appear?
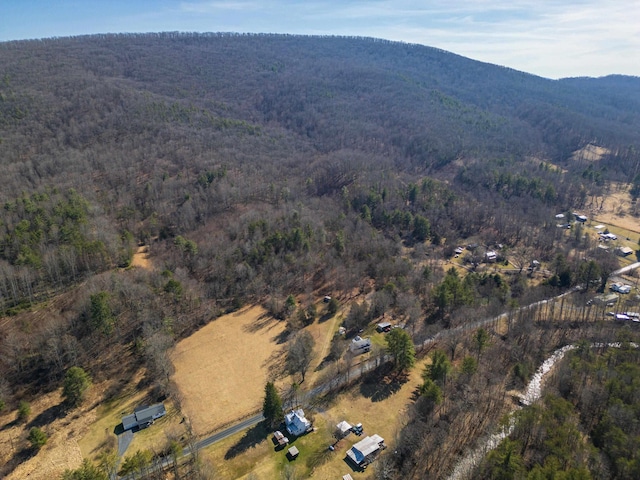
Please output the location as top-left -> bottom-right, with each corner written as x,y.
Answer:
243,313 -> 279,333
318,312 -> 334,323
263,346 -> 289,381
343,456 -> 366,473
28,401 -> 66,429
359,364 -> 408,402
0,445 -> 39,478
224,421 -> 267,460
272,329 -> 290,345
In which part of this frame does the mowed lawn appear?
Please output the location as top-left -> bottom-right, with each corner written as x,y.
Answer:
171,306 -> 288,436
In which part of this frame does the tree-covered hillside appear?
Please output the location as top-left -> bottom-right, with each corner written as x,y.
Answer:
0,33 -> 639,479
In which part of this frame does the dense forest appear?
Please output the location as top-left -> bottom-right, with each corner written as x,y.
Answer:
0,33 -> 639,479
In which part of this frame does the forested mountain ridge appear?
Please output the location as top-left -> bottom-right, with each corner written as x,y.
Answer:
1,32 -> 640,479
1,33 -> 639,179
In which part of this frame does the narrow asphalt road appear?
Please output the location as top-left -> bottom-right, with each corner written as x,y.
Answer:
119,280 -> 617,478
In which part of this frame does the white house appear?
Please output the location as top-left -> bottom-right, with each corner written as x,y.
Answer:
284,409 -> 312,436
485,250 -> 497,262
611,283 -> 632,294
350,336 -> 371,354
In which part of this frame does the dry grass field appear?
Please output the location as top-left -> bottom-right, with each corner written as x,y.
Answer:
0,369 -> 182,480
591,184 -> 640,234
1,386 -> 98,480
170,305 -> 289,436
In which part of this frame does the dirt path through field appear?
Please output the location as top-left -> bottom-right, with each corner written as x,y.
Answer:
130,245 -> 152,269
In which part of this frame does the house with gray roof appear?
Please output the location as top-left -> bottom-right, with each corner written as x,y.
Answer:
122,403 -> 166,431
346,434 -> 386,467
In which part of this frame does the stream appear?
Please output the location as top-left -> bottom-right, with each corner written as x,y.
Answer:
446,342 -> 635,480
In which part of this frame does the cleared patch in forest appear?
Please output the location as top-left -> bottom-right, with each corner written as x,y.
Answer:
170,306 -> 288,436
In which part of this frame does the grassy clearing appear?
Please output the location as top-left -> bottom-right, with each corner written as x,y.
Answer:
171,306 -> 289,436
592,185 -> 640,235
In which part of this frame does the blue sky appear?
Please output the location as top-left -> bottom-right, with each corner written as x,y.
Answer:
1,0 -> 639,79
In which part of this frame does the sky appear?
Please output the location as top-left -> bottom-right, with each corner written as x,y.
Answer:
1,0 -> 639,79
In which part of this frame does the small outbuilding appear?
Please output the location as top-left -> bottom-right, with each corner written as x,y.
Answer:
273,430 -> 289,446
336,420 -> 353,438
121,403 -> 166,431
287,446 -> 299,460
376,322 -> 391,333
616,246 -> 634,257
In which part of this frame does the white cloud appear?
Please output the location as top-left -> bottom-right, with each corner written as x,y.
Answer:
1,0 -> 638,78
179,1 -> 264,13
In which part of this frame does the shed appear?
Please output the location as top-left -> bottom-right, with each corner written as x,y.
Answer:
336,420 -> 353,437
343,475 -> 354,480
616,247 -> 634,257
273,430 -> 289,446
287,446 -> 299,459
485,250 -> 497,262
376,322 -> 391,333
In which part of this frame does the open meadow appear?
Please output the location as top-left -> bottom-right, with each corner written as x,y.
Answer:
170,305 -> 289,436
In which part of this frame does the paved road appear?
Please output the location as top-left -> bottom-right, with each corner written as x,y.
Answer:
611,262 -> 640,277
191,414 -> 265,452
120,284 -> 590,478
